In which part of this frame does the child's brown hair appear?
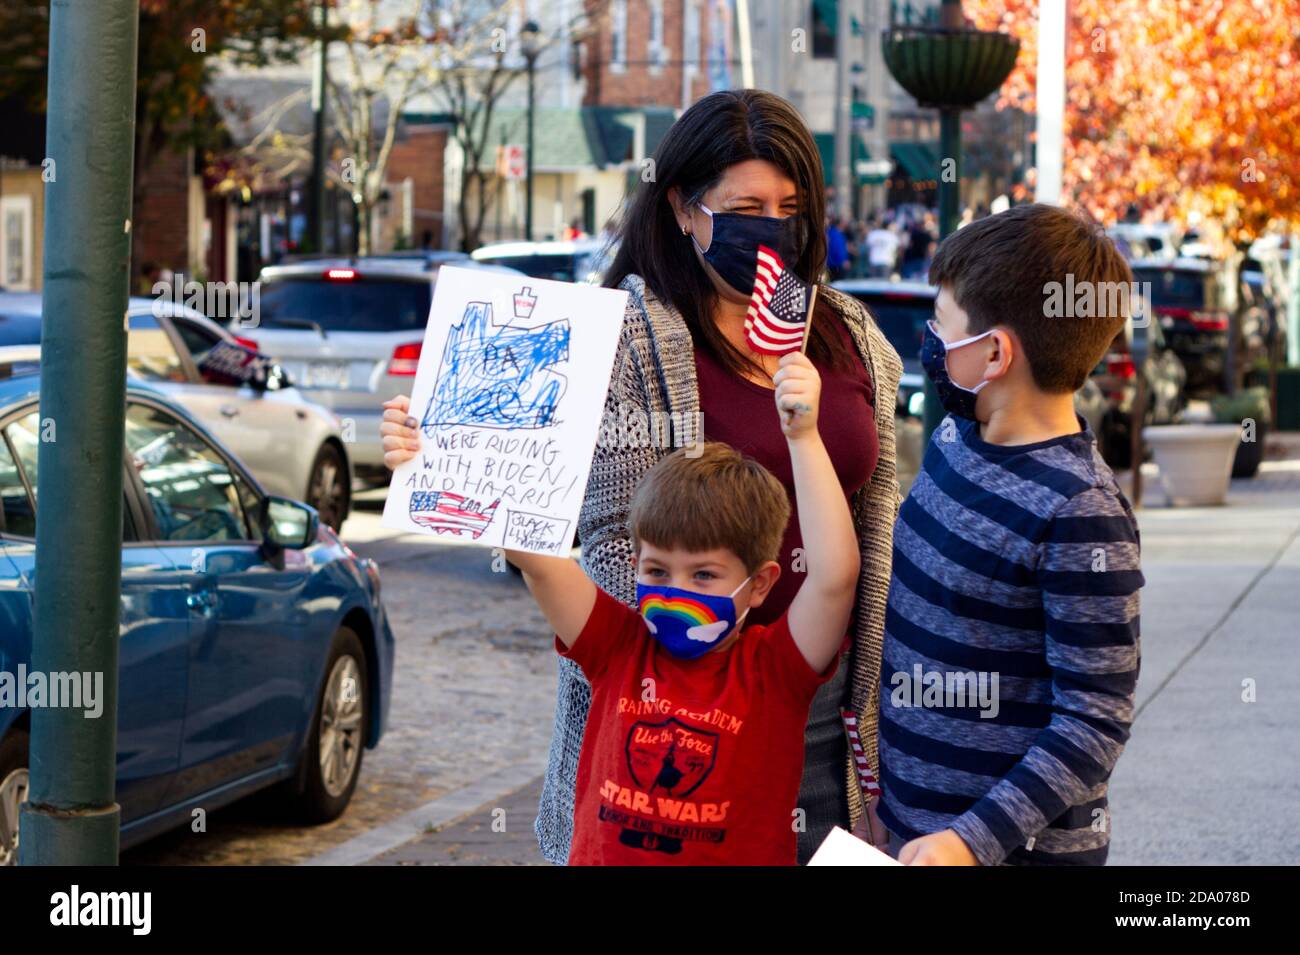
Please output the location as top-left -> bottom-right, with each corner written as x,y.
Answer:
629,443 -> 790,571
929,203 -> 1133,393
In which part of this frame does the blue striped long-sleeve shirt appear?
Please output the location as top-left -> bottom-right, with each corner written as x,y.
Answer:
877,415 -> 1143,865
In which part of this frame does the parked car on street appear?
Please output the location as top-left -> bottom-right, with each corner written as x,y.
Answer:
1091,312 -> 1188,468
245,257 -> 522,487
470,238 -> 615,285
1127,257 -> 1243,396
0,293 -> 353,531
356,250 -> 472,271
1106,223 -> 1182,261
0,372 -> 395,863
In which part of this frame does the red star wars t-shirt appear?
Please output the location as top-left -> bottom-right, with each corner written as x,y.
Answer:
558,586 -> 838,865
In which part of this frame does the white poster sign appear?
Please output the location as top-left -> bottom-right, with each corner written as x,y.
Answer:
381,265 -> 627,555
807,826 -> 902,867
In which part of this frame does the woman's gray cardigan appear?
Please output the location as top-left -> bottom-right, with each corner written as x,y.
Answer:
535,273 -> 903,864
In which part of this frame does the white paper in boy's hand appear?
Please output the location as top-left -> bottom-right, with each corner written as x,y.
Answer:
807,826 -> 902,866
381,266 -> 627,555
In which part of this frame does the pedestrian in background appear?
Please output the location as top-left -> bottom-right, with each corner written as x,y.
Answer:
865,215 -> 900,279
826,215 -> 850,281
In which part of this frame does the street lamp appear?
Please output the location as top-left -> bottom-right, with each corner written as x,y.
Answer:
882,0 -> 1019,440
520,19 -> 541,242
309,0 -> 329,255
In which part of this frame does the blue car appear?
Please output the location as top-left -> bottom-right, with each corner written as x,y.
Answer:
0,372 -> 395,864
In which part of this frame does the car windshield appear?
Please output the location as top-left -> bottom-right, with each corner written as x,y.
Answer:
258,277 -> 431,332
1132,268 -> 1218,310
853,294 -> 932,362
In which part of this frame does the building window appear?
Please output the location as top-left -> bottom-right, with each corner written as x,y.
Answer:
610,0 -> 627,73
684,0 -> 701,74
811,0 -> 836,59
649,0 -> 666,70
0,196 -> 33,291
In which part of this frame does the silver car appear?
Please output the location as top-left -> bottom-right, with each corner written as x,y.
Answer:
0,292 -> 353,530
244,258 -> 522,486
470,238 -> 616,285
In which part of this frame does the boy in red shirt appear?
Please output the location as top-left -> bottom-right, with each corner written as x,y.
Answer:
507,352 -> 860,865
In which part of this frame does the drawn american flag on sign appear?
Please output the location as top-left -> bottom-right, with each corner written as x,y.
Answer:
744,244 -> 812,355
409,490 -> 501,539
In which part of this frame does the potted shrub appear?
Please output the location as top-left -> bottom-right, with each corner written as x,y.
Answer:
1211,386 -> 1271,478
1143,421 -> 1241,506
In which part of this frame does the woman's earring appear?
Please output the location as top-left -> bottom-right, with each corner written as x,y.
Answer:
681,225 -> 689,236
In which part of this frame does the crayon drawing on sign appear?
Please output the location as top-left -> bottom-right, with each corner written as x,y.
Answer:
423,286 -> 569,431
409,490 -> 501,539
381,266 -> 627,555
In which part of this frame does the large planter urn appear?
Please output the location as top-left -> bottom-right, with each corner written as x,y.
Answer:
881,27 -> 1022,109
1143,424 -> 1241,506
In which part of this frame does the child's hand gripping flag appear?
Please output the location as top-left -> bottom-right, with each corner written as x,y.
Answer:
744,244 -> 816,356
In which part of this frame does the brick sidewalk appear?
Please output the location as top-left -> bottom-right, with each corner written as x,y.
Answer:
366,776 -> 549,866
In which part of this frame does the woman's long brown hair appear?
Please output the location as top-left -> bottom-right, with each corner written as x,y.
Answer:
603,89 -> 852,377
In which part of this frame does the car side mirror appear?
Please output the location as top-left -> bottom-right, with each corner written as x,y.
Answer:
259,496 -> 319,550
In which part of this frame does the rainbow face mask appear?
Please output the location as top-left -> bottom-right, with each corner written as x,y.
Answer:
635,576 -> 752,660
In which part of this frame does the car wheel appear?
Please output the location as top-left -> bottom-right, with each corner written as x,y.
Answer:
293,627 -> 368,824
0,730 -> 29,867
306,443 -> 349,533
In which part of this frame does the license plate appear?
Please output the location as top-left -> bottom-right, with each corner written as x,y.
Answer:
302,361 -> 350,389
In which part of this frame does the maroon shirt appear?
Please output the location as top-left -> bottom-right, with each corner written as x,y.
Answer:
693,320 -> 879,627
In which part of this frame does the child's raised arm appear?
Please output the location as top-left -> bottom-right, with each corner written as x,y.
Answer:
773,352 -> 861,673
506,550 -> 596,649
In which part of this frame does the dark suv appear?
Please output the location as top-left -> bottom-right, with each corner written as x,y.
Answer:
1092,313 -> 1187,467
1128,257 -> 1272,396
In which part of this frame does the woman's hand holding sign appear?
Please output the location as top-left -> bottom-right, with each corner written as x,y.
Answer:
380,395 -> 421,469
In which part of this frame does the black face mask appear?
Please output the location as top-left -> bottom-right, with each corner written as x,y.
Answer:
691,203 -> 805,296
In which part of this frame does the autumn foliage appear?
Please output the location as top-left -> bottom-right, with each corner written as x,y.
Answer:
963,0 -> 1300,242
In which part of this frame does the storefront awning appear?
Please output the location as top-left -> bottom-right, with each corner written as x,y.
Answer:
815,132 -> 885,186
891,141 -> 941,183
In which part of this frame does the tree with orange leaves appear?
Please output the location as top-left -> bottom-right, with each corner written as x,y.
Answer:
963,0 -> 1300,247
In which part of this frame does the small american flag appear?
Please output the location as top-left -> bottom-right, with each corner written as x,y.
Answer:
841,708 -> 882,800
745,244 -> 812,355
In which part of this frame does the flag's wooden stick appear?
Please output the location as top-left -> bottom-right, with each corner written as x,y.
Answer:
781,282 -> 821,427
799,282 -> 819,354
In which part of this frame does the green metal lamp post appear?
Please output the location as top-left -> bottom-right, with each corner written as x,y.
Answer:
520,19 -> 540,243
883,0 -> 1019,438
20,0 -> 140,864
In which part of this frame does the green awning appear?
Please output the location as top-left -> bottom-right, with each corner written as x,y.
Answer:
813,0 -> 862,36
813,0 -> 836,32
891,141 -> 941,182
815,131 -> 878,186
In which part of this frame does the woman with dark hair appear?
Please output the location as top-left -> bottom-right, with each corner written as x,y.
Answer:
382,89 -> 901,864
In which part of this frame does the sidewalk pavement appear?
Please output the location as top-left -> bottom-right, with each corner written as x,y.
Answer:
339,435 -> 1300,866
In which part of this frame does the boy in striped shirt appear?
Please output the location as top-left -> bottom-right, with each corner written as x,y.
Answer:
877,204 -> 1144,865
